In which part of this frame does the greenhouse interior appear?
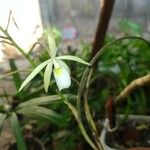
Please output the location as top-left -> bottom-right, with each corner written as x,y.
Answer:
0,0 -> 150,150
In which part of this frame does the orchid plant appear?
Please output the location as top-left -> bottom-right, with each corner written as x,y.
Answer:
0,25 -> 99,150
19,29 -> 90,92
2,22 -> 149,150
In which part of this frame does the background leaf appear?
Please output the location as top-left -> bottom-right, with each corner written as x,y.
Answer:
17,95 -> 61,109
9,59 -> 22,91
17,106 -> 66,126
10,113 -> 27,150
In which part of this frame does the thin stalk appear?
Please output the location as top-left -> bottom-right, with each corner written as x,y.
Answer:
3,87 -> 11,105
0,26 -> 44,78
0,40 -> 14,46
71,76 -> 80,86
84,69 -> 104,150
27,41 -> 49,55
84,69 -> 97,133
64,100 -> 97,150
57,92 -> 98,150
5,11 -> 19,31
0,36 -> 9,39
0,26 -> 35,67
0,69 -> 31,80
89,72 -> 116,85
84,91 -> 104,150
6,10 -> 12,31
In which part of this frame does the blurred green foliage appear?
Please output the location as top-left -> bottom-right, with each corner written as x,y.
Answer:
118,19 -> 142,36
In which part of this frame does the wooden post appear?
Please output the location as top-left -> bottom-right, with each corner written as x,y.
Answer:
91,0 -> 115,58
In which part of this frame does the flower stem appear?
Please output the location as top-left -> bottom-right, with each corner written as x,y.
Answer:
58,92 -> 98,150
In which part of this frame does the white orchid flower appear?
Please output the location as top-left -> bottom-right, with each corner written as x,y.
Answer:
19,30 -> 90,92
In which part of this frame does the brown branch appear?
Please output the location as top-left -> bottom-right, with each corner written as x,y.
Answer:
115,74 -> 150,104
91,0 -> 115,58
105,96 -> 116,130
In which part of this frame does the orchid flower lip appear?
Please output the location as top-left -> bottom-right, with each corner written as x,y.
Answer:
53,66 -> 71,91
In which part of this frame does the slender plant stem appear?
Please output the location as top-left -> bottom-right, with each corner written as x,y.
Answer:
0,36 -> 9,39
71,76 -> 80,86
27,41 -> 49,55
0,26 -> 36,67
64,100 -> 98,150
0,69 -> 31,80
83,69 -> 104,150
84,69 -> 97,133
84,91 -> 104,150
0,40 -> 14,46
89,72 -> 116,85
57,92 -> 98,150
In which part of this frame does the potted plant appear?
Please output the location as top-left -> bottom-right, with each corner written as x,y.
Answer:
77,34 -> 150,150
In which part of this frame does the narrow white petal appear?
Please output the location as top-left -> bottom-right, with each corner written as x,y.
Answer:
44,61 -> 53,92
19,59 -> 51,91
56,55 -> 91,65
53,67 -> 71,91
46,29 -> 57,58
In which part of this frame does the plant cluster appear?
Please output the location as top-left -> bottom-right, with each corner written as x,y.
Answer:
0,19 -> 149,150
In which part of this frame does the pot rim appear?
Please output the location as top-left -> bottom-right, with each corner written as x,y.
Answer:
100,114 -> 150,150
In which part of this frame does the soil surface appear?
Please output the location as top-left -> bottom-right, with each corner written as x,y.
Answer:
106,119 -> 150,149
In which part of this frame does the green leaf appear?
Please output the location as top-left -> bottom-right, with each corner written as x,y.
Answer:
17,106 -> 65,126
10,113 -> 27,150
19,59 -> 51,91
56,55 -> 91,65
44,61 -> 53,92
9,59 -> 22,90
16,95 -> 61,109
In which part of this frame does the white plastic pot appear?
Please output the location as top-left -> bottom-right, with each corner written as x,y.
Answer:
100,115 -> 150,150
